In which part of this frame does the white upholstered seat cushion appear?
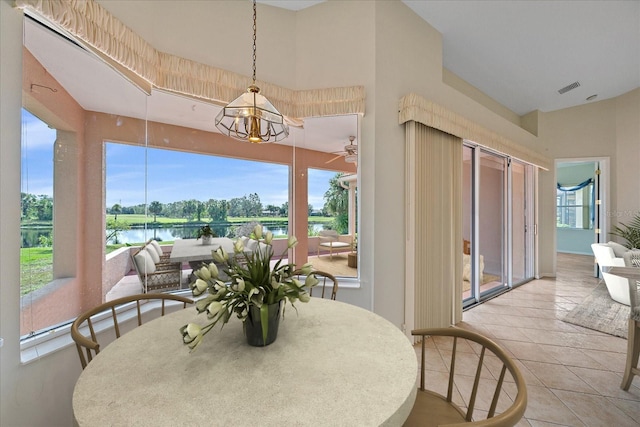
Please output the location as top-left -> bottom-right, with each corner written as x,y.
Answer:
134,248 -> 156,274
320,241 -> 351,248
145,245 -> 162,264
607,241 -> 630,258
148,240 -> 164,258
462,254 -> 484,282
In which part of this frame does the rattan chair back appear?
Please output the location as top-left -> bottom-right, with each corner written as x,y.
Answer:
71,293 -> 193,369
293,269 -> 338,300
621,270 -> 640,390
406,327 -> 527,427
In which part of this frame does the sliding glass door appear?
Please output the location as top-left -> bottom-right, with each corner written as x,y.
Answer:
511,159 -> 533,285
478,149 -> 507,296
463,144 -> 534,306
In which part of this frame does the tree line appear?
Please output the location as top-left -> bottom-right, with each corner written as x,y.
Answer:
21,193 -> 53,221
22,172 -> 351,227
104,172 -> 351,233
109,193 -> 290,222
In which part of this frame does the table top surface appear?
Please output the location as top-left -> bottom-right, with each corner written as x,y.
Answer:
72,298 -> 417,427
605,266 -> 640,280
169,237 -> 234,262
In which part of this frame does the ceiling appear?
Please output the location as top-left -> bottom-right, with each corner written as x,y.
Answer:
24,1 -> 639,156
265,0 -> 639,116
403,0 -> 639,115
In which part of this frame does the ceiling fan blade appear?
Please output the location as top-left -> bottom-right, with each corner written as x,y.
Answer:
326,154 -> 343,164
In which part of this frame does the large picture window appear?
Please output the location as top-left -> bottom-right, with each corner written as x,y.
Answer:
20,109 -> 56,335
20,15 -> 359,342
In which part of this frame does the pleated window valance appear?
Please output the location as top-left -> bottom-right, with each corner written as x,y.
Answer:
399,93 -> 551,170
16,0 -> 365,119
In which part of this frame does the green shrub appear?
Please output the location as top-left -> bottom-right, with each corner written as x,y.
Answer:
610,213 -> 640,249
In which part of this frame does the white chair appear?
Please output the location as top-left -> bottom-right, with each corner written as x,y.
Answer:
317,230 -> 352,259
592,243 -> 633,305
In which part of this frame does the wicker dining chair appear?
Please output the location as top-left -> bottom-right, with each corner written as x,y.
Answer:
620,269 -> 640,390
71,293 -> 193,369
293,269 -> 338,300
405,327 -> 527,427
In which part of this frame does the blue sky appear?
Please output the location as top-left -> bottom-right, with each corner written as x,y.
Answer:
105,143 -> 337,209
21,109 -> 56,196
21,109 -> 337,210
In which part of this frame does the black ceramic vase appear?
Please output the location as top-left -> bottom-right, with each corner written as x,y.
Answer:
244,301 -> 282,347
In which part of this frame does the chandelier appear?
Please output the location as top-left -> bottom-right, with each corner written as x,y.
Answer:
215,0 -> 289,143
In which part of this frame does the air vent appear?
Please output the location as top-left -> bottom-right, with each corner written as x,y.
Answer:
558,81 -> 580,94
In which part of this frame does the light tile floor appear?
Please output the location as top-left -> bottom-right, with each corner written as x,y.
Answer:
417,253 -> 640,426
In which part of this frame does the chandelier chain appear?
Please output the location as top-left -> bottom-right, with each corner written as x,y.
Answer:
214,0 -> 289,143
252,0 -> 257,84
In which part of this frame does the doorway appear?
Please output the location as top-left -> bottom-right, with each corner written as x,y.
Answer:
555,157 -> 609,276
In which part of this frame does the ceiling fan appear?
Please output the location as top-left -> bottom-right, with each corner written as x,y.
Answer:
326,135 -> 357,164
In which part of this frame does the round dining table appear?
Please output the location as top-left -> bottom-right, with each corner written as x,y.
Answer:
72,297 -> 418,426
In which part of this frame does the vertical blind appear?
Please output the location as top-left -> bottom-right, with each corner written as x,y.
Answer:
405,122 -> 463,332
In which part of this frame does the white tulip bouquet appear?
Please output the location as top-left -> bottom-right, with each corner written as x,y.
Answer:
180,225 -> 318,351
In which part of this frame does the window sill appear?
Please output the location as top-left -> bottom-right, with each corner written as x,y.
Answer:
20,289 -> 193,365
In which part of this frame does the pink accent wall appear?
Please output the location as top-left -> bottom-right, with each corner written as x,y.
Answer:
21,48 -> 86,334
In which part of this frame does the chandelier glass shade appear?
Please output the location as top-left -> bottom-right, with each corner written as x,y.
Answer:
215,85 -> 288,143
214,1 -> 289,143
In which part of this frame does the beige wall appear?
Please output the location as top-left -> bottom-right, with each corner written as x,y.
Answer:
97,0 -> 298,89
443,68 -> 522,127
296,1 -> 375,89
613,89 -> 640,221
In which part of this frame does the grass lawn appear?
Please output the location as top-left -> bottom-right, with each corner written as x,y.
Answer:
20,247 -> 53,296
106,214 -> 188,224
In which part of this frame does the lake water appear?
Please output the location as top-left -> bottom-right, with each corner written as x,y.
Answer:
109,223 -> 328,244
21,222 -> 329,247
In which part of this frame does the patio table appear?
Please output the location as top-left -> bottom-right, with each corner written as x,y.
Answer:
72,298 -> 417,426
168,237 -> 235,264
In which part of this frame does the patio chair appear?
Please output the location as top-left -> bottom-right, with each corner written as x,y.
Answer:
146,239 -> 172,263
131,247 -> 182,293
71,293 -> 193,369
405,327 -> 527,427
317,230 -> 352,259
